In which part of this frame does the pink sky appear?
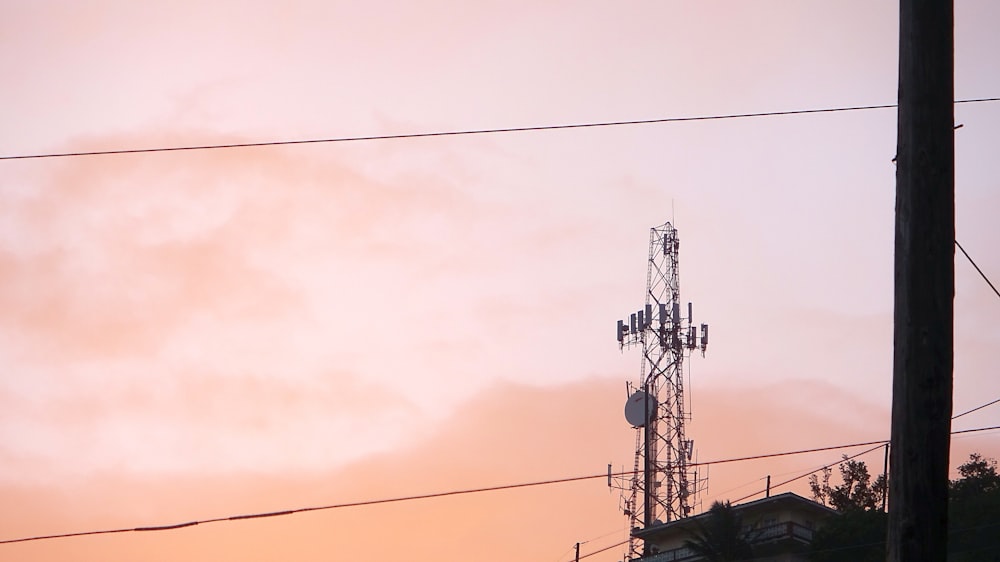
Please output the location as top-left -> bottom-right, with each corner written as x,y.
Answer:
1,1 -> 999,560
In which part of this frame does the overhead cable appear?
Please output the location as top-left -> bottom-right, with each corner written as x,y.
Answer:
1,97 -> 998,161
953,397 -> 1000,420
576,538 -> 631,561
3,424 -> 998,546
727,397 -> 1000,502
956,240 -> 1000,302
0,471 -> 606,545
730,443 -> 886,504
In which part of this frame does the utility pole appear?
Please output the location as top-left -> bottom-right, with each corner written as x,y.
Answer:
882,443 -> 890,513
574,542 -> 580,562
888,1 -> 954,561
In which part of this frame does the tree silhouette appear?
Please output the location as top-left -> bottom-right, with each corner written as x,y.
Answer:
808,457 -> 888,561
809,453 -> 1000,561
950,452 -> 1000,501
809,457 -> 886,512
948,453 -> 1000,561
682,501 -> 755,562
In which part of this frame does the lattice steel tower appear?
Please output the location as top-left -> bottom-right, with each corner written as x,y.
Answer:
612,222 -> 709,560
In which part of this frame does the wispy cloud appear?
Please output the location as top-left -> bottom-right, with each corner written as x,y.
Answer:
4,376 -> 987,562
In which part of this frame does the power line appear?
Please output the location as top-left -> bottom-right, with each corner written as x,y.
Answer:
552,543 -> 579,562
687,438 -> 887,468
579,528 -> 625,546
555,528 -> 627,562
3,424 -> 998,547
956,240 -> 1000,301
724,399 -> 1000,503
709,475 -> 769,499
577,538 -> 631,561
2,97 -> 998,162
730,444 -> 886,504
954,397 -> 1000,420
0,471 -> 608,545
595,457 -> 999,562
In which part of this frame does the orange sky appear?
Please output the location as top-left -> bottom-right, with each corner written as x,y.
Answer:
1,2 -> 999,561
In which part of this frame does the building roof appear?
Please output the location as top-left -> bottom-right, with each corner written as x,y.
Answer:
632,492 -> 837,540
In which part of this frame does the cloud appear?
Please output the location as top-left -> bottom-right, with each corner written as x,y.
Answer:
6,376 -> 992,562
0,126 -> 654,482
0,137 -> 308,361
0,130 -> 513,480
0,377 -> 633,562
0,364 -> 424,480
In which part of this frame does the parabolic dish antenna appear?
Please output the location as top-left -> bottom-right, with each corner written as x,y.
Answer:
624,390 -> 657,428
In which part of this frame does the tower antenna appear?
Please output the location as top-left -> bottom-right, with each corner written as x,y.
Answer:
611,222 -> 709,560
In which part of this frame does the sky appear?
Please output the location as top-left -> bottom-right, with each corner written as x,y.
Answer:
1,1 -> 998,560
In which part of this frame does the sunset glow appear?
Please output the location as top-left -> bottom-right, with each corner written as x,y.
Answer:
2,2 -> 999,561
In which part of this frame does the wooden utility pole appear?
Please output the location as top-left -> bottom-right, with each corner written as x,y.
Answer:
882,443 -> 890,512
888,1 -> 955,561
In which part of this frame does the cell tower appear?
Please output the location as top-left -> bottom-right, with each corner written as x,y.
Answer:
611,222 -> 708,561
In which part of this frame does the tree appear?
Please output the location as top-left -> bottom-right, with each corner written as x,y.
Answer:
948,453 -> 1000,561
808,458 -> 888,562
809,457 -> 887,513
808,453 -> 1000,562
683,501 -> 755,562
949,453 -> 1000,501
809,508 -> 887,562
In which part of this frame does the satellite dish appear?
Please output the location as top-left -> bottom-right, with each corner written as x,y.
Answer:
624,390 -> 657,427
